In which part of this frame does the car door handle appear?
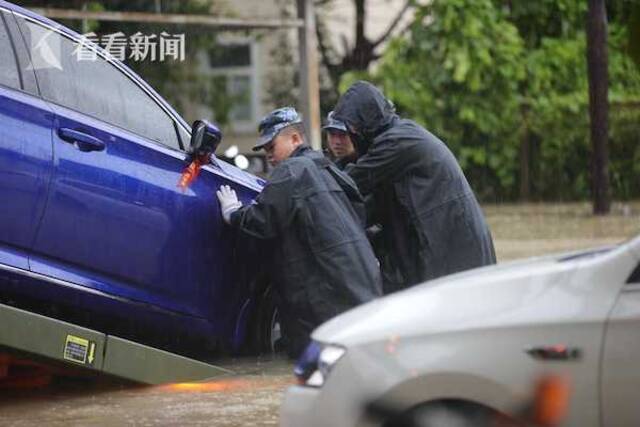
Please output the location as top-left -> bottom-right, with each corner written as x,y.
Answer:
58,128 -> 106,152
525,345 -> 582,361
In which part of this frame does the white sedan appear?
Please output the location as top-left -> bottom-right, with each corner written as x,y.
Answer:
280,236 -> 640,426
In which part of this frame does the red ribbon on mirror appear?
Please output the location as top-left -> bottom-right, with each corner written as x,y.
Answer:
178,154 -> 211,190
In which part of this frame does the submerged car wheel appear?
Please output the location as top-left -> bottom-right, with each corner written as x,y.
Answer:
267,305 -> 282,353
251,285 -> 284,355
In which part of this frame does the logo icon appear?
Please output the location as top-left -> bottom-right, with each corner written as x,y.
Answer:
26,25 -> 63,71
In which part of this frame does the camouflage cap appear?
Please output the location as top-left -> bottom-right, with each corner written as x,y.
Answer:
322,111 -> 347,133
253,107 -> 303,151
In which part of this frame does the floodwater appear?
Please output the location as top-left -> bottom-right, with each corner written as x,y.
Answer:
1,202 -> 639,426
0,356 -> 294,426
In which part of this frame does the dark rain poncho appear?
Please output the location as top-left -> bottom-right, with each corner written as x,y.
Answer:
230,145 -> 382,356
333,81 -> 496,293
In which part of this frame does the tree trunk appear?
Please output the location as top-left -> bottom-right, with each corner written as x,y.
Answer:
343,0 -> 375,71
354,0 -> 366,50
519,101 -> 531,201
586,0 -> 611,214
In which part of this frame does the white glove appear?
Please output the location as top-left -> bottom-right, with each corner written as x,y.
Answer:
216,185 -> 242,224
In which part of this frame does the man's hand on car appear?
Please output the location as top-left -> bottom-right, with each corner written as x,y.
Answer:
216,185 -> 242,224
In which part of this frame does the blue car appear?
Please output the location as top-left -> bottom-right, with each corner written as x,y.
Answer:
0,1 -> 278,357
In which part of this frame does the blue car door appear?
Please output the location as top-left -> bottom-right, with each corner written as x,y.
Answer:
15,15 -> 251,328
0,9 -> 53,270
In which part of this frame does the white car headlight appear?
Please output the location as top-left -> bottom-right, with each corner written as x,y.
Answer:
294,342 -> 346,387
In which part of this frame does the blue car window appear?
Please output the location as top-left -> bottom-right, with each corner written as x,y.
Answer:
17,17 -> 181,151
3,11 -> 39,95
177,122 -> 191,148
0,12 -> 21,90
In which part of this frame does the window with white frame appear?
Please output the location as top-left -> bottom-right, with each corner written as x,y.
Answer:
203,37 -> 258,132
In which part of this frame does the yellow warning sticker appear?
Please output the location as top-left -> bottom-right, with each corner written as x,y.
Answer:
63,335 -> 90,364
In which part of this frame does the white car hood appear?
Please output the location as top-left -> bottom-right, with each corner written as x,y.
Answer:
313,252 -> 597,347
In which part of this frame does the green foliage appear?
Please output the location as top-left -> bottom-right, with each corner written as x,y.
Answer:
373,0 -> 525,199
491,0 -> 587,47
366,0 -> 640,202
609,22 -> 640,199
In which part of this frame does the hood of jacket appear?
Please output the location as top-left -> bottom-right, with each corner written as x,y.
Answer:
333,81 -> 397,152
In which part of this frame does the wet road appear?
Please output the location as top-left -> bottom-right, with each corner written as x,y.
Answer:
1,202 -> 639,426
0,357 -> 294,427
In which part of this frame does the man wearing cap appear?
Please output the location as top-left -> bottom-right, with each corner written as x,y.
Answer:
324,111 -> 357,170
216,107 -> 382,358
324,110 -> 387,267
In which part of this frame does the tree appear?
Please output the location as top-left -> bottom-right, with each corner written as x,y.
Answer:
586,0 -> 611,214
494,0 -> 587,200
314,0 -> 413,100
368,0 -> 640,203
371,0 -> 526,200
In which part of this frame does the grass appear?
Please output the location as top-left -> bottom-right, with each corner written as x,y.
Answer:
484,201 -> 640,260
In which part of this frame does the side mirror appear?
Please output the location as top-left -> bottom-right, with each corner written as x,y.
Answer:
189,120 -> 222,158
